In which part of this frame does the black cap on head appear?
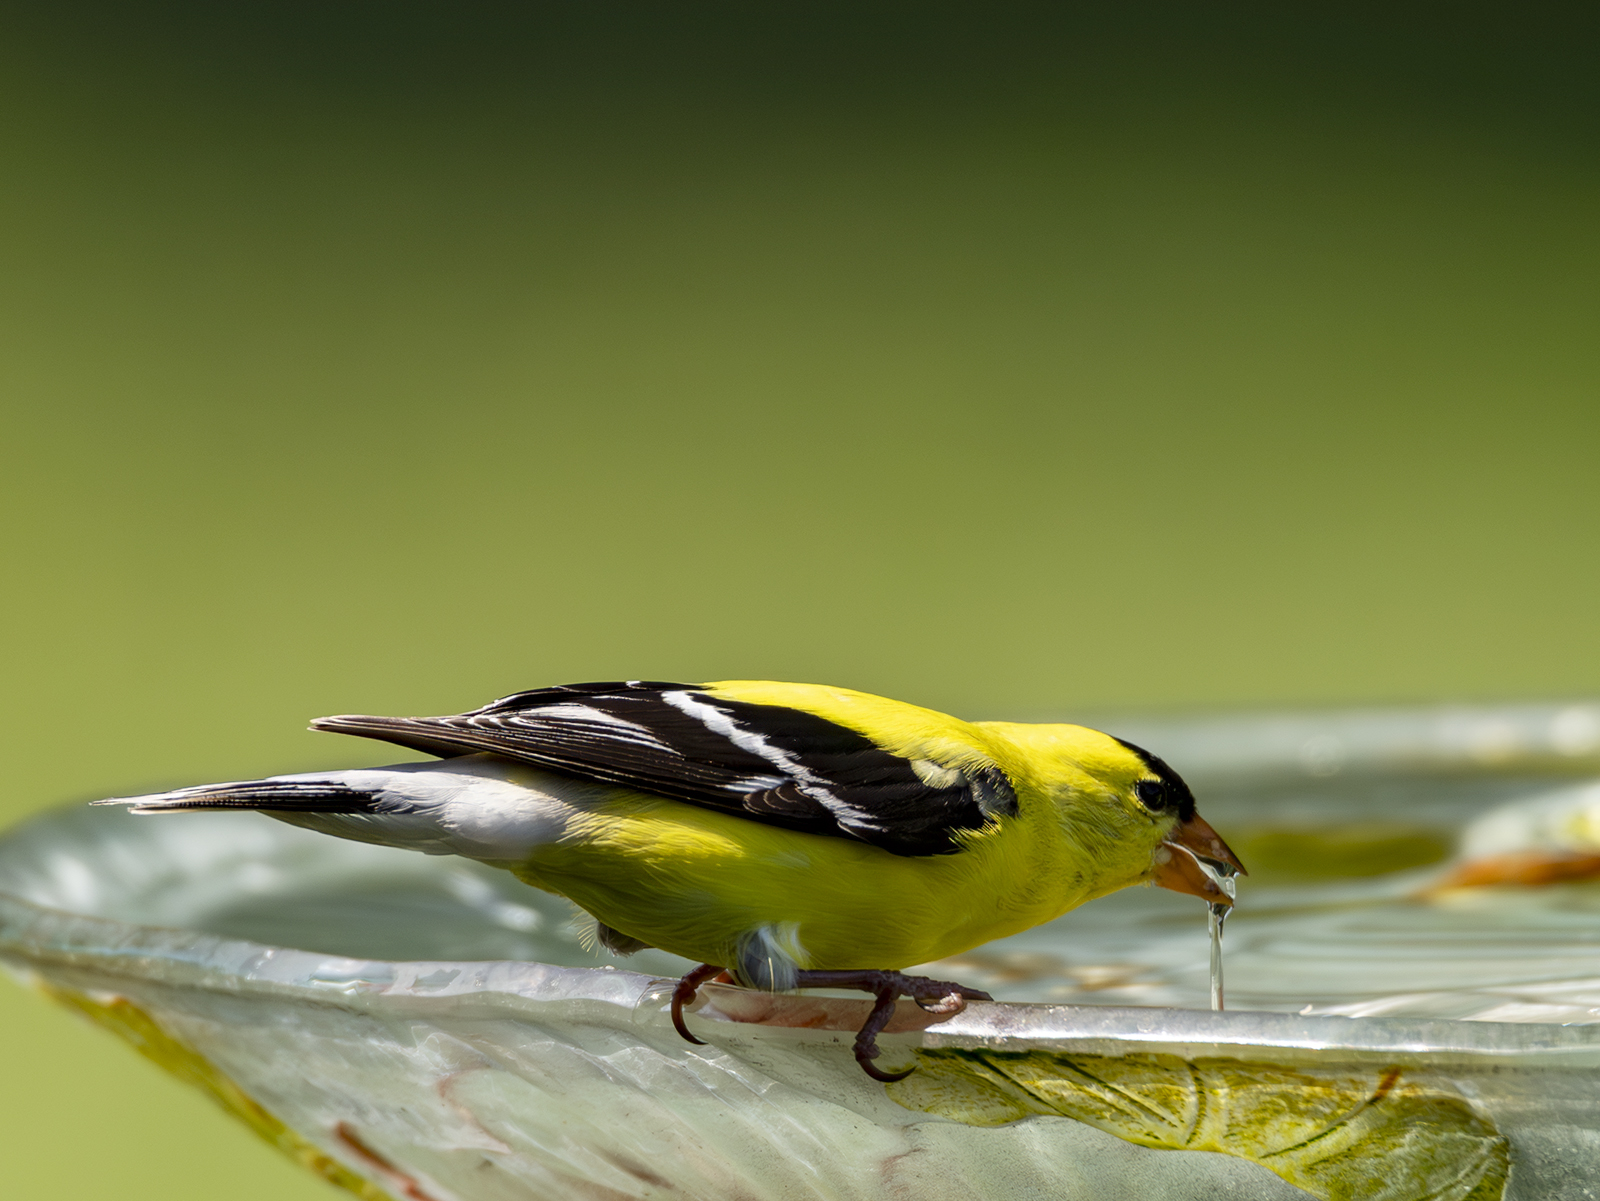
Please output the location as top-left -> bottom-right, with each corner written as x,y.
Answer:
1113,737 -> 1197,822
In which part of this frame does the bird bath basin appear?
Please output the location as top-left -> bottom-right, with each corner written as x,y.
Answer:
4,701 -> 1600,1200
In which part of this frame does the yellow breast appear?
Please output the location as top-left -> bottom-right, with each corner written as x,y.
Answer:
513,784 -> 1102,971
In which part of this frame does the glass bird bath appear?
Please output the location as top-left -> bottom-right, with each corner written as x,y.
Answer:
5,702 -> 1600,1201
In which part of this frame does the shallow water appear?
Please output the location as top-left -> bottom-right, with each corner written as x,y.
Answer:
919,766 -> 1600,1021
10,756 -> 1600,1025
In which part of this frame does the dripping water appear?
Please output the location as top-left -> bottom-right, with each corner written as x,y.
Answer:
1208,900 -> 1229,1010
1197,860 -> 1239,1011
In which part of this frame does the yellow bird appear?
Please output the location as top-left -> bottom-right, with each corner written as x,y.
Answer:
102,680 -> 1244,1079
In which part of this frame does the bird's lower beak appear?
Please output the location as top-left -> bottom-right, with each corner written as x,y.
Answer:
1153,813 -> 1248,906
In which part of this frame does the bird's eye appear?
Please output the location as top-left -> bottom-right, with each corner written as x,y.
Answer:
1134,779 -> 1169,812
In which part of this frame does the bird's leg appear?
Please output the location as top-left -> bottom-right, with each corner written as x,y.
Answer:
791,970 -> 993,1082
670,963 -> 727,1045
851,983 -> 911,1082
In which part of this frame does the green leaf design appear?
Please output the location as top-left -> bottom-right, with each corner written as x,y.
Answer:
43,984 -> 398,1201
888,1049 -> 1508,1201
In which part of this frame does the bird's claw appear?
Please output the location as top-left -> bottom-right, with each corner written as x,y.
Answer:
907,978 -> 992,1013
668,965 -> 988,1083
670,963 -> 725,1045
856,1050 -> 916,1083
788,969 -> 991,1083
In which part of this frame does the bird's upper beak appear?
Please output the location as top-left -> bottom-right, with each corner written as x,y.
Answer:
1153,813 -> 1248,906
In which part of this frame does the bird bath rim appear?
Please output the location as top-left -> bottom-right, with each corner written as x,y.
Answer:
7,886 -> 1600,1073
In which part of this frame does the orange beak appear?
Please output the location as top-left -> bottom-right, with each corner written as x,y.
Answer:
1153,813 -> 1248,906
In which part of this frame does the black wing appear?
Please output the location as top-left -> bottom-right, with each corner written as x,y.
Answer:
311,681 -> 1015,857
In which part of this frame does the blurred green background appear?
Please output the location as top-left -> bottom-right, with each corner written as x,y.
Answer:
1,3 -> 1597,1196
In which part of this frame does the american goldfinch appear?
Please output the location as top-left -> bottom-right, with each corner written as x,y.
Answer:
101,680 -> 1244,1080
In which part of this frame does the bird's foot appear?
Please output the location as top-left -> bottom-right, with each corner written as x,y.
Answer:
670,963 -> 728,1045
791,969 -> 993,1082
670,965 -> 989,1082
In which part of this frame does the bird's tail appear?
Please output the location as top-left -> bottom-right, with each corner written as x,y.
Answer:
97,778 -> 383,814
93,773 -> 459,854
96,760 -> 578,863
